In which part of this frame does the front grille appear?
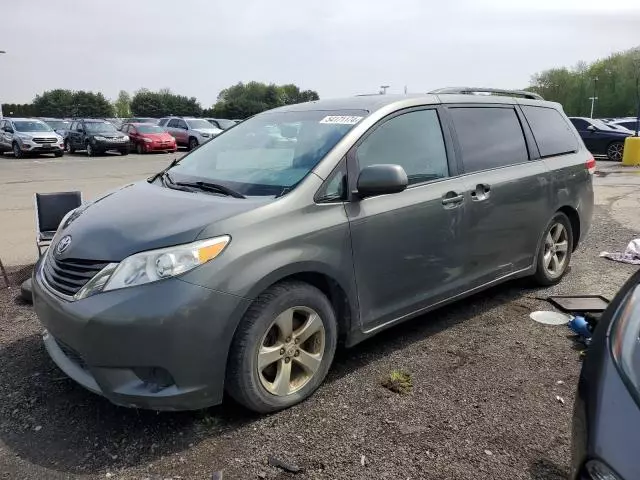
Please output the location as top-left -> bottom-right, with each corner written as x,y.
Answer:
43,255 -> 109,297
33,138 -> 57,144
56,339 -> 87,370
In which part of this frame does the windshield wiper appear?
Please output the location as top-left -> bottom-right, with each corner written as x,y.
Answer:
149,157 -> 181,183
175,181 -> 246,199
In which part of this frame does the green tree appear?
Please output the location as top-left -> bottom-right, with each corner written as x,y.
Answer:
130,88 -> 202,117
114,90 -> 132,118
207,82 -> 320,119
32,89 -> 114,117
1,103 -> 36,116
528,46 -> 640,118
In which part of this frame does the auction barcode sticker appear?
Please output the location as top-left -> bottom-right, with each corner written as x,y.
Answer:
319,115 -> 363,125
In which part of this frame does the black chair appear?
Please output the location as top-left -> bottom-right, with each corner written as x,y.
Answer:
34,191 -> 82,256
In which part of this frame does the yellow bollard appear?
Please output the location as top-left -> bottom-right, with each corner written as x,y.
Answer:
622,136 -> 640,166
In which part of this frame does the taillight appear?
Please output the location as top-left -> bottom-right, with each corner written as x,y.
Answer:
586,156 -> 596,175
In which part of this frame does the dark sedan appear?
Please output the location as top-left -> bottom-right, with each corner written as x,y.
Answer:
569,117 -> 631,161
572,268 -> 640,480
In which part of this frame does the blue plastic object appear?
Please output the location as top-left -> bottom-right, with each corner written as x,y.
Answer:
568,315 -> 592,342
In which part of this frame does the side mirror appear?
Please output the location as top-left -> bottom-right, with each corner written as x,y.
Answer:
356,164 -> 408,198
586,125 -> 596,132
4,127 -> 13,133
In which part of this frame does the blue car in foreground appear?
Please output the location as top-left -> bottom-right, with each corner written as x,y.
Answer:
572,268 -> 640,480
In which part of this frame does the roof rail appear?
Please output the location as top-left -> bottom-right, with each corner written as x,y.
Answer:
429,87 -> 543,101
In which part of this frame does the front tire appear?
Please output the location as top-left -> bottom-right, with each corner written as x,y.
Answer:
54,151 -> 63,158
67,140 -> 76,153
606,141 -> 624,162
136,143 -> 144,155
86,142 -> 94,157
12,142 -> 23,158
226,281 -> 338,413
188,137 -> 198,151
532,212 -> 573,286
120,148 -> 129,156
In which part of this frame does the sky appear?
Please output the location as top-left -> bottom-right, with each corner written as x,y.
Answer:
1,0 -> 639,107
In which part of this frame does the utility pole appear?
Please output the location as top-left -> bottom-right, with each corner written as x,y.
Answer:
589,76 -> 598,119
380,85 -> 390,95
0,51 -> 5,119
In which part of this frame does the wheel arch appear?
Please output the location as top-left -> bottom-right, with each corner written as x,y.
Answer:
557,205 -> 581,252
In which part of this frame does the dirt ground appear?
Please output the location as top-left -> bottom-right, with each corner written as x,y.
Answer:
1,165 -> 639,480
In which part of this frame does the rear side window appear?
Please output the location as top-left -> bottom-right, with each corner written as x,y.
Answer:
450,107 -> 528,173
356,109 -> 449,185
522,106 -> 578,157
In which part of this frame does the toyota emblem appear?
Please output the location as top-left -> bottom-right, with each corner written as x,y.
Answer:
55,235 -> 72,255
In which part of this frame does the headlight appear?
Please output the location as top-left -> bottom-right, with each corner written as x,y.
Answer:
121,135 -> 129,142
143,138 -> 153,143
101,236 -> 230,293
56,135 -> 63,142
17,133 -> 32,140
610,284 -> 640,402
94,135 -> 106,141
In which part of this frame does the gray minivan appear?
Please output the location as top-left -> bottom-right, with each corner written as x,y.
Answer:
33,88 -> 594,413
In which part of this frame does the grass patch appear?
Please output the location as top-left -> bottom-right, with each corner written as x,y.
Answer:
381,370 -> 413,394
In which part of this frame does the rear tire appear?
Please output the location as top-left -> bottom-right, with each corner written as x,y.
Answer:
226,281 -> 338,413
532,212 -> 573,286
606,141 -> 624,162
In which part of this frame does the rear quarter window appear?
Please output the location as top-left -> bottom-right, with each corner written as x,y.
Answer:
522,106 -> 578,157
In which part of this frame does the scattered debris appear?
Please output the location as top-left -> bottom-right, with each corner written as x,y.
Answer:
360,455 -> 366,467
268,456 -> 301,473
556,396 -> 565,405
34,425 -> 42,432
380,370 -> 413,394
568,316 -> 592,345
600,239 -> 640,265
105,474 -> 113,479
556,380 -> 564,385
257,472 -> 267,479
211,471 -> 223,480
484,450 -> 493,456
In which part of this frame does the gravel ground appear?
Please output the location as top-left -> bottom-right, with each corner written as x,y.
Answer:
0,204 -> 638,480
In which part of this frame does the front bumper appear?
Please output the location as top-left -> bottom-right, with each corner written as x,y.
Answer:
142,141 -> 177,152
21,141 -> 64,152
93,140 -> 129,151
32,261 -> 250,410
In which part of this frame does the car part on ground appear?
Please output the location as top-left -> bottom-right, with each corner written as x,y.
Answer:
32,90 -> 594,412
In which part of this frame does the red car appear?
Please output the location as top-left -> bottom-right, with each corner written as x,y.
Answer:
121,123 -> 177,154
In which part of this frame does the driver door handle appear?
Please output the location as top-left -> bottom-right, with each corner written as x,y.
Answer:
441,191 -> 465,208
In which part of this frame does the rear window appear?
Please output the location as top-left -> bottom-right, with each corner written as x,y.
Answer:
522,106 -> 578,157
449,107 -> 529,173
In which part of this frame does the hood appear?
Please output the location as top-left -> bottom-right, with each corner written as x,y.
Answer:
55,181 -> 271,262
91,132 -> 126,139
18,131 -> 59,138
143,132 -> 174,141
193,128 -> 222,135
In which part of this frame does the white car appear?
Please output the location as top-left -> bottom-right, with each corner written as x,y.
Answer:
0,118 -> 65,158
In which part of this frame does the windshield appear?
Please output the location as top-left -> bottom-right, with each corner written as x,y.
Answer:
44,120 -> 71,130
136,125 -> 165,134
13,121 -> 53,132
210,119 -> 236,129
590,119 -> 616,131
168,110 -> 366,196
133,118 -> 156,123
85,122 -> 118,133
187,119 -> 216,130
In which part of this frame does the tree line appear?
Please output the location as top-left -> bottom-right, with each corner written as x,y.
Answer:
527,46 -> 640,118
1,82 -> 320,120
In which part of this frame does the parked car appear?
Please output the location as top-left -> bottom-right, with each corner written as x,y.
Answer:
0,118 -> 64,158
572,268 -> 640,480
40,118 -> 72,137
65,119 -> 129,156
609,117 -> 639,133
205,118 -> 237,130
121,122 -> 177,154
123,117 -> 157,125
32,89 -> 594,413
569,117 -> 632,161
159,117 -> 222,150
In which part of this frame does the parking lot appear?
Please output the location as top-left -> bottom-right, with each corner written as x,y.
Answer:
1,155 -> 640,479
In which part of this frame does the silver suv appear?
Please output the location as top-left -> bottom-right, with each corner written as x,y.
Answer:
158,117 -> 222,150
0,118 -> 65,158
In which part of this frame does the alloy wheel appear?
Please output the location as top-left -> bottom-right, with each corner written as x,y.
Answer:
86,142 -> 93,156
257,306 -> 325,396
543,223 -> 569,278
607,142 -> 624,161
